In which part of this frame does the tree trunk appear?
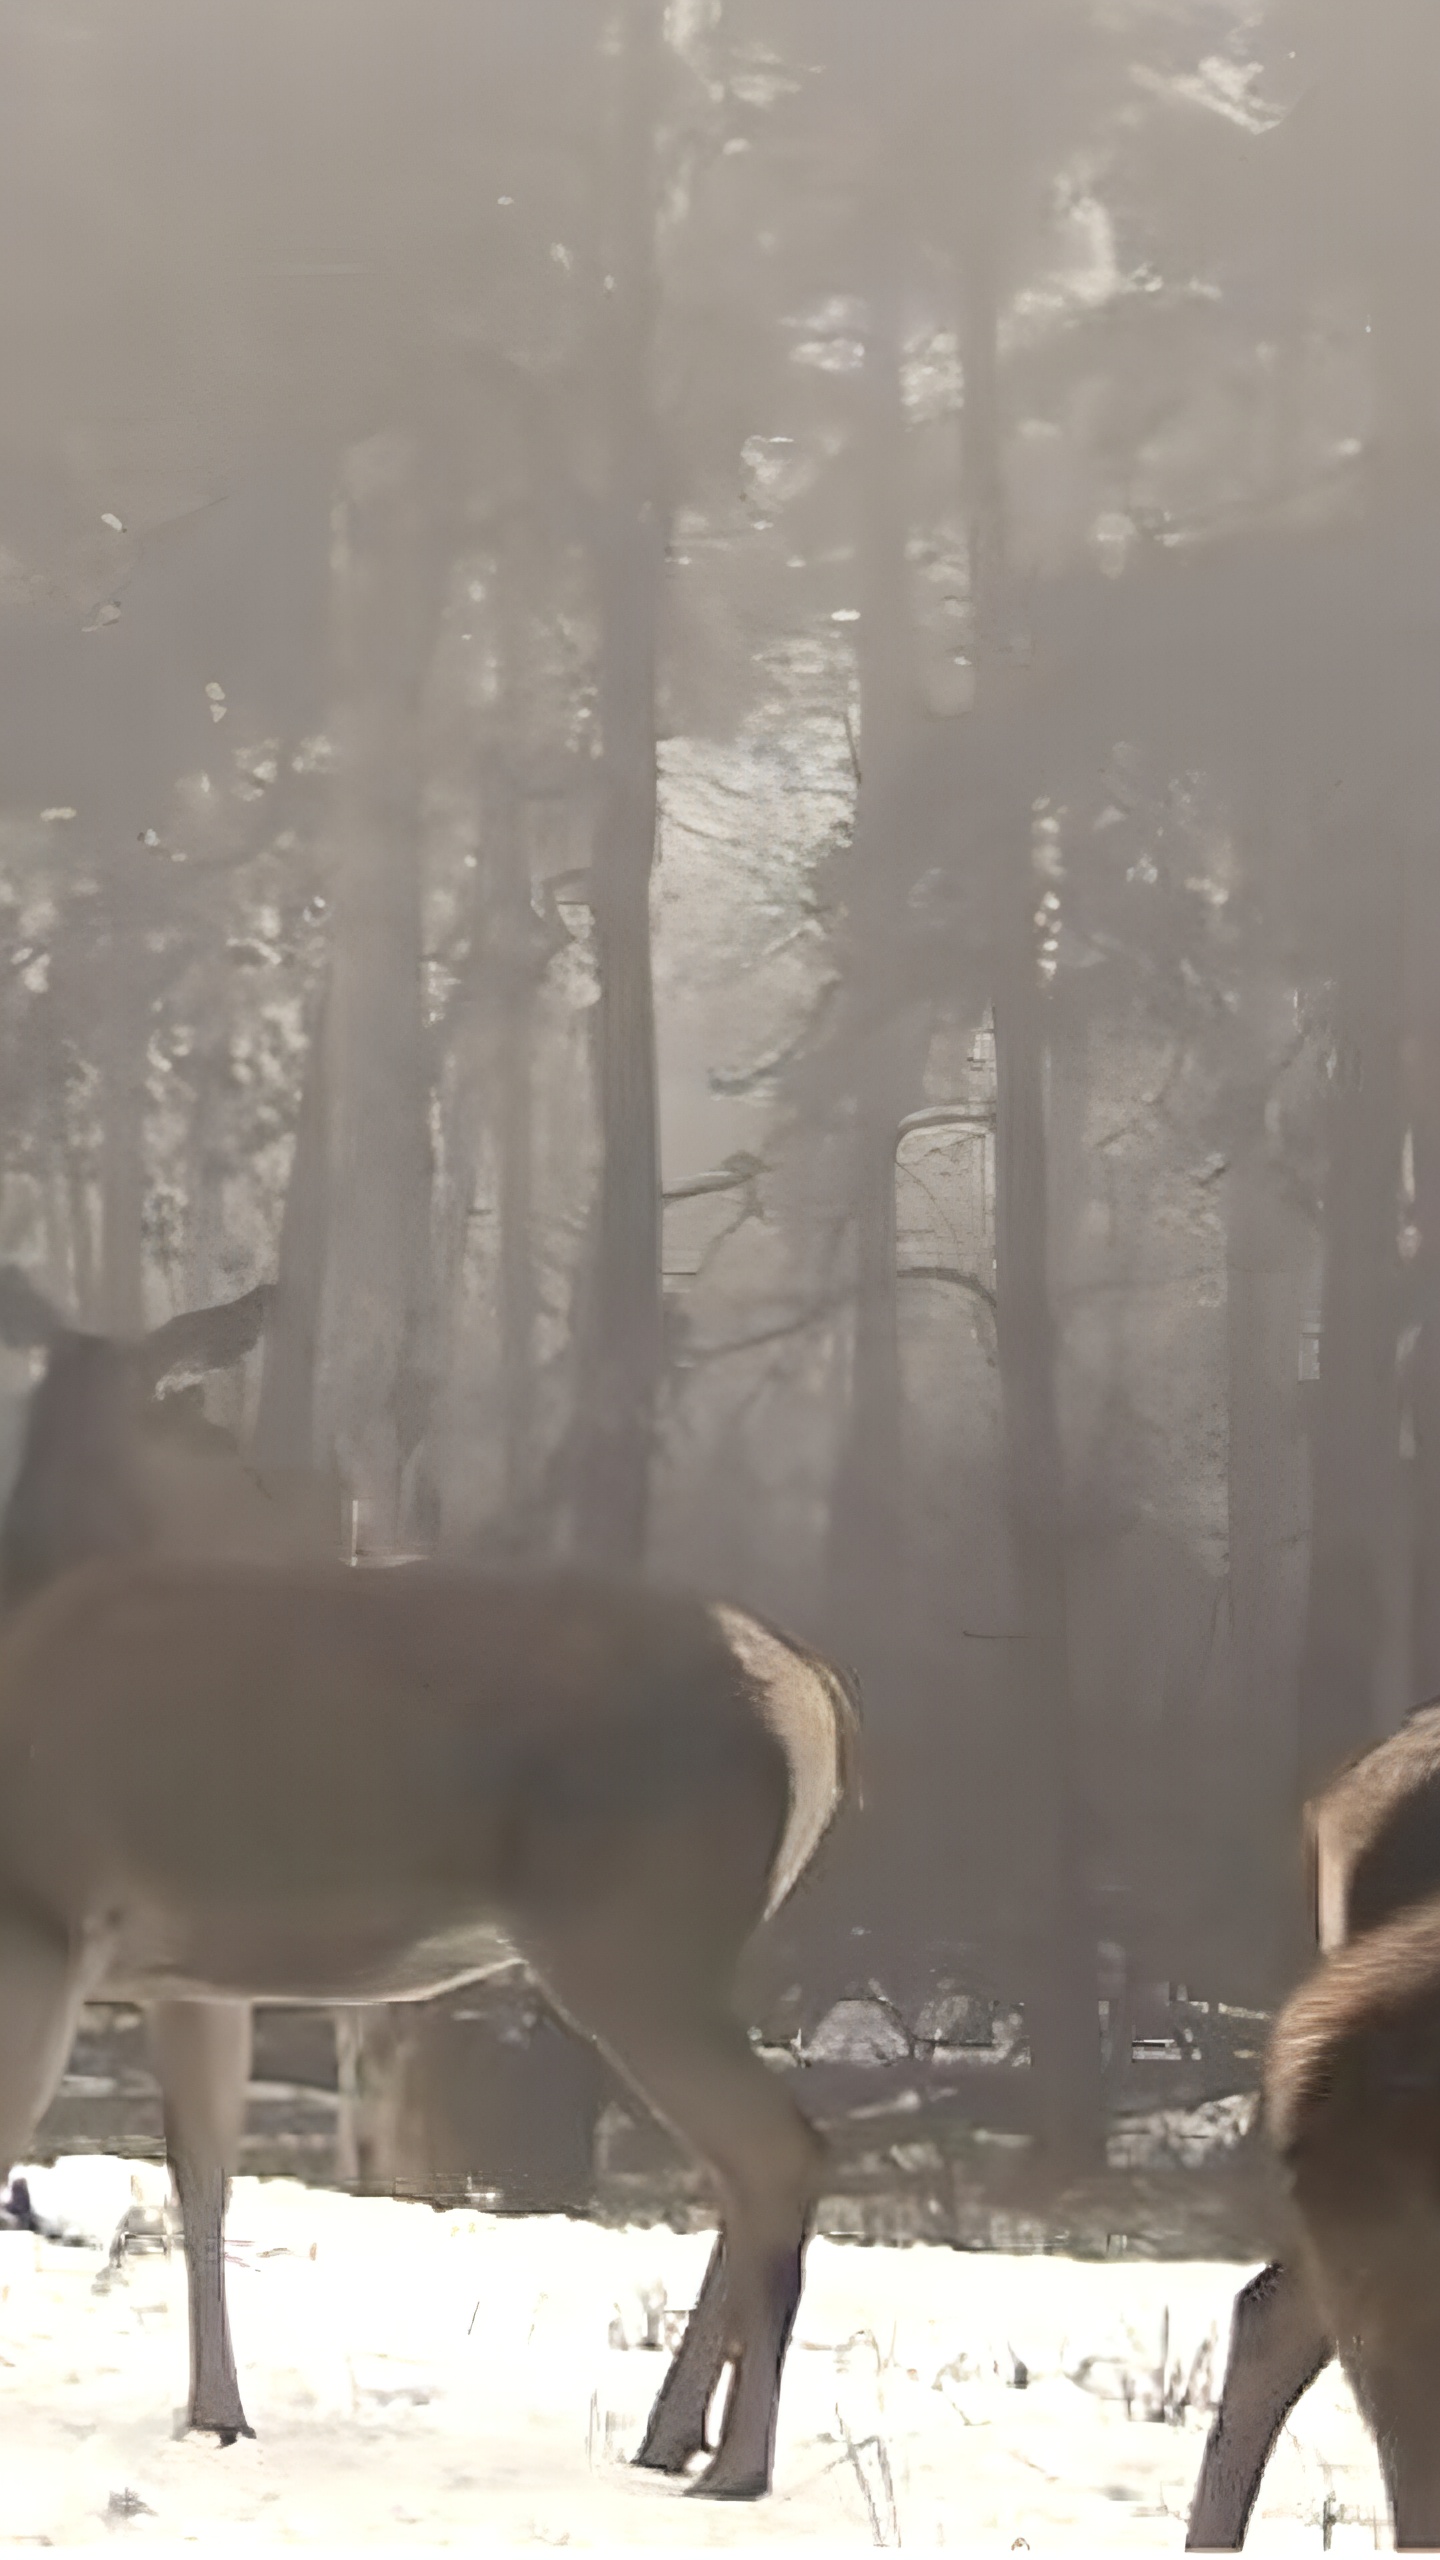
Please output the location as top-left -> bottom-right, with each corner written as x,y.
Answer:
253,983 -> 331,1476
823,190 -> 927,1665
1221,1000 -> 1310,1993
958,122 -> 1103,2170
64,1142 -> 99,1327
568,0 -> 665,1574
1405,845 -> 1440,1705
1295,831 -> 1404,1800
99,899 -> 148,1338
318,431 -> 437,1551
431,565 -> 545,1553
314,431 -> 440,2191
990,926 -> 1104,2167
495,820 -> 539,1528
182,1028 -> 243,1434
183,1039 -> 228,1312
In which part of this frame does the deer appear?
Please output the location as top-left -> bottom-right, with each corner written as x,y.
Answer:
1187,1701 -> 1440,2548
0,1267 -> 345,1588
0,1270 -> 860,2501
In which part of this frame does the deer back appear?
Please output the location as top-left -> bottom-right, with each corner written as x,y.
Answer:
1307,1701 -> 1440,1954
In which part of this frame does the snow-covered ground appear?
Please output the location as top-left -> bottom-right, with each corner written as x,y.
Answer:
0,2155 -> 1386,2551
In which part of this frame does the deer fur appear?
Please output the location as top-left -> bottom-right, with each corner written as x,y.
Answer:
0,1272 -> 859,2501
1187,1700 -> 1440,2548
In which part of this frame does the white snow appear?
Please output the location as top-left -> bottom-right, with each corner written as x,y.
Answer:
0,2155 -> 1388,2550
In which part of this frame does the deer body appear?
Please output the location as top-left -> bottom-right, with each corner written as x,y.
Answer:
0,1557 -> 819,2010
1187,1701 -> 1440,2549
0,1273 -> 858,2501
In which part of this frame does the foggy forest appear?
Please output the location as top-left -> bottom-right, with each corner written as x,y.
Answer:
2,0 -> 1439,2491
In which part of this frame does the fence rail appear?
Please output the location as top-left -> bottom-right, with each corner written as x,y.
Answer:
29,1994 -> 1268,2227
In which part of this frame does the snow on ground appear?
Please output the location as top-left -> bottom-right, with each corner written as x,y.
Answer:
0,2155 -> 1387,2550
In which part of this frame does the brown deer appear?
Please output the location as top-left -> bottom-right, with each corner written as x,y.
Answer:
0,1272 -> 859,2501
1187,1702 -> 1440,2548
0,1266 -> 345,1586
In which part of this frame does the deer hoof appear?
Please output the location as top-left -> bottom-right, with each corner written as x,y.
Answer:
685,2462 -> 768,2501
632,2444 -> 697,2476
186,2414 -> 256,2447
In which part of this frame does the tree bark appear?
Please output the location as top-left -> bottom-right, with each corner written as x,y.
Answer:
823,188 -> 926,1664
313,431 -> 440,2190
1221,997 -> 1310,1993
568,0 -> 666,1574
318,431 -> 437,1552
1405,846 -> 1440,1706
495,808 -> 539,1528
991,915 -> 1104,2166
99,888 -> 149,1338
1295,831 -> 1404,1800
958,102 -> 1103,2168
253,983 -> 331,1476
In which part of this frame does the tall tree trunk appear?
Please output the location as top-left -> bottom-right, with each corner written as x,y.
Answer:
823,190 -> 926,1665
431,556 -> 545,1553
1221,990 -> 1310,1993
496,820 -> 539,1529
183,1027 -> 243,1433
991,907 -> 1103,2165
1405,844 -> 1440,1705
100,890 -> 148,1337
253,983 -> 331,1475
319,431 -> 437,1554
65,1146 -> 98,1327
41,1159 -> 72,1314
184,1038 -> 227,1311
1295,831 -> 1404,1800
958,106 -> 1103,2168
315,431 -> 439,2190
568,0 -> 665,1573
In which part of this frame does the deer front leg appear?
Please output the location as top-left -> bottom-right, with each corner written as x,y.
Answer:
146,1998 -> 255,2444
1186,2260 -> 1331,2549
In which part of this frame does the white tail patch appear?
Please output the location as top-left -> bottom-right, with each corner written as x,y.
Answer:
711,1604 -> 851,1921
1313,1812 -> 1348,1954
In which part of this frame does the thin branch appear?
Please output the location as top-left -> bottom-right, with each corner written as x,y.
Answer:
681,1261 -> 994,1364
898,1262 -> 997,1313
897,1102 -> 993,1140
685,1292 -> 851,1363
707,977 -> 842,1097
1093,1041 -> 1183,1153
662,1151 -> 766,1205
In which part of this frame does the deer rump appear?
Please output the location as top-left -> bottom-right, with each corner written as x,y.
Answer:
1186,1698 -> 1440,2551
0,1557 -> 847,2007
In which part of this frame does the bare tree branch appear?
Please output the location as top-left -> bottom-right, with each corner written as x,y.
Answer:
707,976 -> 843,1098
662,1151 -> 766,1205
679,1261 -> 995,1364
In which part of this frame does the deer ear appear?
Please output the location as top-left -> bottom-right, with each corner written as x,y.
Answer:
139,1282 -> 277,1388
0,1266 -> 66,1352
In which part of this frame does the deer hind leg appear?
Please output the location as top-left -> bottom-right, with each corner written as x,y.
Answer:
538,1946 -> 823,2501
628,2018 -> 822,2501
632,2229 -> 730,2474
1298,2240 -> 1440,2547
146,1998 -> 254,2444
1185,2260 -> 1331,2549
0,1902 -> 87,2193
1292,2180 -> 1440,2548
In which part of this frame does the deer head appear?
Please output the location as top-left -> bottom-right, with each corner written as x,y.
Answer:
0,1273 -> 279,1605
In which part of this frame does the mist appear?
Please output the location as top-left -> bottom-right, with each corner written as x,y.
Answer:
1,0 -> 1436,2309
